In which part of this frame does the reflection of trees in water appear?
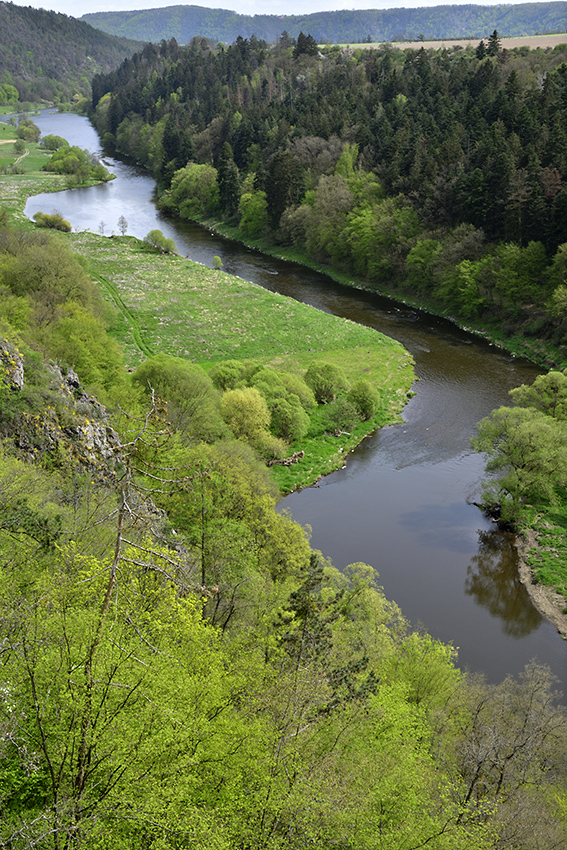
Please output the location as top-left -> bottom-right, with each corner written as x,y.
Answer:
465,530 -> 542,636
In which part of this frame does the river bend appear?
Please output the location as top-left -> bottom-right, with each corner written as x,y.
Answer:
23,110 -> 567,688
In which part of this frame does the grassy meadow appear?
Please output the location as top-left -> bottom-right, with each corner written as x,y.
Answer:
0,137 -> 414,491
71,230 -> 414,490
0,121 -> 70,224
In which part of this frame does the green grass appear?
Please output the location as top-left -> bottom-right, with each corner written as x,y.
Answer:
0,126 -> 69,227
71,231 -> 413,366
1,143 -> 414,492
68,232 -> 413,490
522,502 -> 567,602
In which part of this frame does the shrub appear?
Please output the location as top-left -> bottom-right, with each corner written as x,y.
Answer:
348,379 -> 381,420
250,368 -> 287,404
280,371 -> 316,411
16,118 -> 40,143
305,361 -> 349,403
132,354 -> 228,443
33,212 -> 72,232
143,229 -> 176,254
221,386 -> 270,442
210,360 -> 257,390
324,397 -> 361,432
40,135 -> 67,151
270,395 -> 310,442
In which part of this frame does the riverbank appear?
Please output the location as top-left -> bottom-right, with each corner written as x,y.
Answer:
165,213 -> 567,628
517,530 -> 567,639
0,137 -> 416,494
5,115 -> 567,683
183,213 -> 567,372
68,230 -> 414,493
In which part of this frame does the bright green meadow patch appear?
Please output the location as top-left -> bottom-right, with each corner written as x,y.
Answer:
0,129 -> 69,226
0,154 -> 414,491
70,231 -> 414,490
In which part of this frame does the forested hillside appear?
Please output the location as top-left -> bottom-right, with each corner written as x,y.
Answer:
92,36 -> 567,364
82,2 -> 567,46
0,1 -> 142,105
2,155 -> 567,848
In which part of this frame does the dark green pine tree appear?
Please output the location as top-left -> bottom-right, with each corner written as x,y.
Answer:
487,30 -> 501,57
217,142 -> 240,216
267,149 -> 303,229
293,31 -> 319,58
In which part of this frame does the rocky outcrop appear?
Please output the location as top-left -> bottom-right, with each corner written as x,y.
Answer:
46,365 -> 122,468
1,336 -> 122,477
0,337 -> 25,390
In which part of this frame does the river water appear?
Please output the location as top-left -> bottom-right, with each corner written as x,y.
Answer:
24,111 -> 567,688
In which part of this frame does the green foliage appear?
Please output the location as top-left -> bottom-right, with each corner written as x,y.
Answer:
270,394 -> 310,441
82,5 -> 567,45
249,365 -> 286,400
16,118 -> 40,143
160,162 -> 220,218
0,83 -> 18,105
349,378 -> 381,420
0,338 -> 565,849
509,368 -> 567,419
0,228 -> 103,322
33,211 -> 71,232
132,353 -> 229,442
221,385 -> 271,442
280,370 -> 316,410
40,134 -> 67,151
305,360 -> 349,403
0,227 -> 129,403
92,35 -> 567,353
38,302 -> 126,395
473,369 -> 567,600
42,144 -> 112,186
0,1 -> 141,103
472,405 -> 567,521
217,141 -> 239,215
239,188 -> 268,238
210,358 -> 258,390
143,228 -> 176,253
487,29 -> 501,56
323,394 -> 362,432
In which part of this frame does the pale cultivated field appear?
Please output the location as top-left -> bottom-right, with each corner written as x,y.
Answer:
356,33 -> 567,50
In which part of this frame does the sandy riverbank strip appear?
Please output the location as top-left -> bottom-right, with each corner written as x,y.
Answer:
516,530 -> 567,638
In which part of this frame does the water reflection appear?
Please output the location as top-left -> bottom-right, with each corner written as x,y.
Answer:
465,530 -> 542,637
19,109 -> 566,687
399,501 -> 481,555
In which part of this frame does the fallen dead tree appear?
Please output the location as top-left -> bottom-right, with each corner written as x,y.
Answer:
267,450 -> 304,467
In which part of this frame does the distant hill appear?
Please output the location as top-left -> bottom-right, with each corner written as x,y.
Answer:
0,1 -> 143,104
81,2 -> 567,45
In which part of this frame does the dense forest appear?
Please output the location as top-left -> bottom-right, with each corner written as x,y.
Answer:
0,1 -> 142,105
91,35 -> 567,362
1,162 -> 567,849
82,2 -> 567,46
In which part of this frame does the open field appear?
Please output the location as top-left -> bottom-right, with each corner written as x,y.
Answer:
68,231 -> 414,490
0,132 -> 414,491
347,33 -> 567,50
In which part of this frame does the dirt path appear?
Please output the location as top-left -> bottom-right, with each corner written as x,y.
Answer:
14,148 -> 29,164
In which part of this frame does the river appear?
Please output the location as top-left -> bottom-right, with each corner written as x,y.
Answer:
23,110 -> 567,689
